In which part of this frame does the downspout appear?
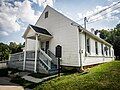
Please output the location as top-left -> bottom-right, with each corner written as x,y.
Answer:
85,32 -> 87,57
78,26 -> 84,71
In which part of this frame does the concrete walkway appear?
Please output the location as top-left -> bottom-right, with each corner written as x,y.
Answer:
22,74 -> 57,83
0,62 -> 7,69
0,77 -> 24,90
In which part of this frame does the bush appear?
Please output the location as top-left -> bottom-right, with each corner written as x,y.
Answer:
0,68 -> 8,77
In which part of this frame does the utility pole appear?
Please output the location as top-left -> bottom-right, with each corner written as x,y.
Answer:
84,17 -> 87,29
84,17 -> 87,61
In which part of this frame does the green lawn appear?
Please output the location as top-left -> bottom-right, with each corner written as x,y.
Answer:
34,61 -> 120,90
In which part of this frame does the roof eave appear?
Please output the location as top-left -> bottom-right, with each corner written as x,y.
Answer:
82,29 -> 112,46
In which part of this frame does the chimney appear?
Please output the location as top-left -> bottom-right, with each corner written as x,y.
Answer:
94,30 -> 100,37
90,28 -> 95,34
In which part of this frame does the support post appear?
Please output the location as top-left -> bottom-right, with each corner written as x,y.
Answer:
34,34 -> 38,73
58,57 -> 60,76
23,38 -> 27,70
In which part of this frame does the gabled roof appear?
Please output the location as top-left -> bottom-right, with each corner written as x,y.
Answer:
23,5 -> 112,47
22,24 -> 52,38
30,25 -> 52,36
36,5 -> 112,46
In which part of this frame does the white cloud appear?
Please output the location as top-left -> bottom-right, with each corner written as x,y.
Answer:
78,1 -> 120,23
0,1 -> 20,36
0,0 -> 55,36
0,31 -> 9,36
17,0 -> 41,24
33,0 -> 55,8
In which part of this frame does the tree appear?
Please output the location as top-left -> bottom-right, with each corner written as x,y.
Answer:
99,29 -> 110,40
9,42 -> 24,54
0,43 -> 11,61
99,23 -> 120,60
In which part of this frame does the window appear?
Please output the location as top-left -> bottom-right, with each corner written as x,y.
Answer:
95,42 -> 98,55
86,38 -> 90,53
109,47 -> 111,57
101,44 -> 104,55
104,46 -> 108,56
45,11 -> 48,18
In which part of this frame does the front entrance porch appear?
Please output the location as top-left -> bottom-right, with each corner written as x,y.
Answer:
8,25 -> 58,74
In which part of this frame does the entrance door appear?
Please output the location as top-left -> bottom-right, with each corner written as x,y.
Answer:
40,41 -> 49,53
45,41 -> 49,53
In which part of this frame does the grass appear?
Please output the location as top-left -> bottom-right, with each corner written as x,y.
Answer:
34,61 -> 120,90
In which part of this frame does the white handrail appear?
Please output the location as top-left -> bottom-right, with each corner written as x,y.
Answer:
39,49 -> 52,61
10,52 -> 24,56
38,57 -> 51,70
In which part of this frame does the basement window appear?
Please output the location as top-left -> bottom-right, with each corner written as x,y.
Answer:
45,11 -> 48,18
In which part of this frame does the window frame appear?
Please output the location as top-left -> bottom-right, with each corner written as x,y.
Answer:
101,44 -> 104,55
105,46 -> 108,56
95,41 -> 98,55
45,11 -> 48,18
109,47 -> 111,57
86,38 -> 90,53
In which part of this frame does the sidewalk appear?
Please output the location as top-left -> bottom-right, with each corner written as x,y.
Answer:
22,74 -> 57,83
0,77 -> 24,90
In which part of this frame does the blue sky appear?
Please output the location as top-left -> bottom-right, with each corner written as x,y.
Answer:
0,0 -> 120,44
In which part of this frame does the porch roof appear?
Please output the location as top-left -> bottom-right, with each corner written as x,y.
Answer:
30,25 -> 52,36
22,24 -> 53,40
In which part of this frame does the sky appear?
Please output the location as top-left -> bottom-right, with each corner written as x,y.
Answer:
0,0 -> 120,44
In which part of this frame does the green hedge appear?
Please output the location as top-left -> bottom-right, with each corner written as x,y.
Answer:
0,68 -> 8,77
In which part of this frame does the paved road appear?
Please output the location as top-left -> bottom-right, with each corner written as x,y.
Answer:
0,77 -> 24,90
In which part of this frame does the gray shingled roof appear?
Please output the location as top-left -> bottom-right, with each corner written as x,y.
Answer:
30,25 -> 52,36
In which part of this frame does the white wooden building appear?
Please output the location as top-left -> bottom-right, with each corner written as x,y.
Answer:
8,5 -> 114,74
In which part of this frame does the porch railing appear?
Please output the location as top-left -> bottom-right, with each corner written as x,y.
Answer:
10,52 -> 24,61
9,49 -> 53,71
47,50 -> 58,65
38,49 -> 52,70
26,51 -> 35,60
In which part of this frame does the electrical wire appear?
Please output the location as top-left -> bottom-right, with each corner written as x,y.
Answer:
87,12 -> 120,24
75,1 -> 120,23
87,1 -> 120,20
88,6 -> 120,22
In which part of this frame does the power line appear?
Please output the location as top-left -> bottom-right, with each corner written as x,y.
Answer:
80,11 -> 120,26
75,1 -> 120,23
89,6 -> 120,22
87,12 -> 120,24
87,1 -> 120,20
